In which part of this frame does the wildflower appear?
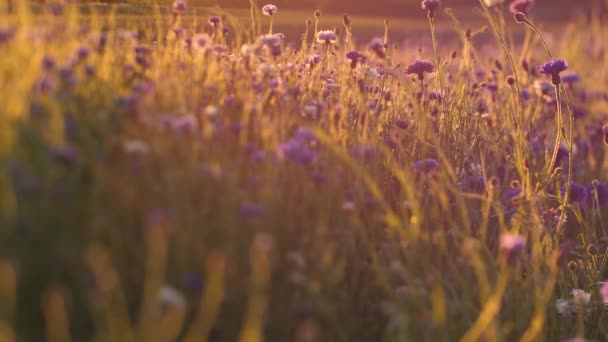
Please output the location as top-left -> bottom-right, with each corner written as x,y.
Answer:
395,119 -> 409,129
305,54 -> 322,68
345,50 -> 366,69
561,72 -> 581,86
555,298 -> 571,317
571,289 -> 591,308
50,145 -> 80,166
262,4 -> 278,16
484,0 -> 505,6
76,46 -> 90,61
509,0 -> 534,14
276,130 -> 317,165
47,3 -> 63,16
259,33 -> 284,47
368,37 -> 386,59
123,140 -> 150,155
539,59 -> 568,85
316,30 -> 337,45
342,201 -> 356,213
501,188 -> 522,207
561,182 -> 588,207
500,233 -> 526,262
406,60 -> 435,81
208,16 -> 221,27
240,202 -> 265,219
421,0 -> 441,18
413,158 -> 439,174
192,33 -> 211,53
352,144 -> 374,161
588,182 -> 608,208
158,286 -> 186,308
173,0 -> 187,12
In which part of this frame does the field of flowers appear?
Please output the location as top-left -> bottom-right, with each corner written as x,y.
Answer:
1,0 -> 608,341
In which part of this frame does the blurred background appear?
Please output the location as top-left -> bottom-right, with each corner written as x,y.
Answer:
192,0 -> 605,19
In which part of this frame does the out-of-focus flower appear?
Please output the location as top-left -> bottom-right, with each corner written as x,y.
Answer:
421,0 -> 441,17
173,0 -> 187,12
414,158 -> 439,174
561,73 -> 581,86
262,4 -> 278,16
562,182 -> 588,207
240,202 -> 265,219
500,233 -> 526,262
555,298 -> 571,317
602,124 -> 608,145
540,59 -> 568,85
192,33 -> 211,53
406,60 -> 435,81
571,289 -> 591,307
158,286 -> 186,308
316,30 -> 337,45
368,37 -> 385,59
50,145 -> 80,166
208,16 -> 221,27
259,33 -> 284,47
123,140 -> 150,155
509,0 -> 534,14
345,50 -> 366,69
587,182 -> 608,208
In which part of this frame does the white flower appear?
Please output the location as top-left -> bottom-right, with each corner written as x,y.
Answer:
571,289 -> 591,306
158,286 -> 186,308
262,4 -> 278,16
316,30 -> 337,44
483,0 -> 505,6
555,298 -> 572,317
123,140 -> 150,154
258,33 -> 284,47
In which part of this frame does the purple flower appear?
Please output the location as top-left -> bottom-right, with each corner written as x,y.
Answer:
345,50 -> 366,69
192,33 -> 211,53
240,202 -> 265,219
562,182 -> 588,207
262,4 -> 278,16
561,73 -> 581,86
421,0 -> 441,17
173,0 -> 187,12
50,145 -> 80,166
539,59 -> 568,85
500,233 -> 526,262
41,56 -> 56,71
276,128 -> 318,165
352,144 -> 374,161
0,26 -> 15,45
406,60 -> 435,81
414,158 -> 439,174
509,0 -> 534,14
208,16 -> 221,27
501,188 -> 522,206
368,37 -> 386,59
76,47 -> 90,61
588,183 -> 608,208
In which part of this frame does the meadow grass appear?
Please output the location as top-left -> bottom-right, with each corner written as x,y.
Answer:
1,1 -> 608,341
